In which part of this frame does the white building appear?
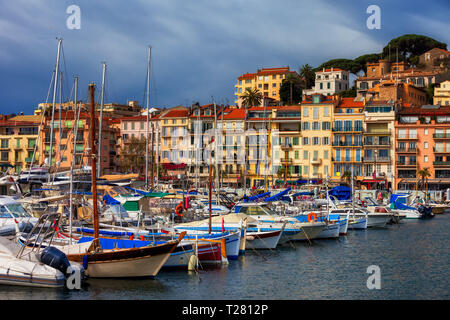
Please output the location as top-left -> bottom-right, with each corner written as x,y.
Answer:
304,68 -> 350,97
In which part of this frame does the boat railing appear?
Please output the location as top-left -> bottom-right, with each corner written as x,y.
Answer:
16,212 -> 61,259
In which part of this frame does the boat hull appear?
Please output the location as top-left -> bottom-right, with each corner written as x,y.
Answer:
316,223 -> 340,239
246,229 -> 283,249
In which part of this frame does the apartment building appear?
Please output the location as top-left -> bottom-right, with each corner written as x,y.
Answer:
434,80 -> 450,106
365,80 -> 427,106
356,59 -> 445,98
299,94 -> 337,181
394,105 -> 450,190
234,67 -> 300,106
303,68 -> 350,97
331,98 -> 365,184
0,115 -> 40,174
361,100 -> 396,189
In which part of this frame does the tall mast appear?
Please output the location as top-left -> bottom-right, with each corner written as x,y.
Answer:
69,76 -> 79,244
58,71 -> 63,167
145,46 -> 152,190
97,62 -> 107,178
48,38 -> 62,181
214,102 -> 220,205
89,83 -> 99,249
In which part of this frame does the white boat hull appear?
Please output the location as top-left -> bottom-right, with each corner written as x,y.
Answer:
316,223 -> 340,239
348,217 -> 368,229
246,230 -> 283,249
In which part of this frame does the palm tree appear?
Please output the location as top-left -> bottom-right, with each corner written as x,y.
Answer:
277,166 -> 291,185
341,171 -> 352,186
417,168 -> 431,201
299,64 -> 315,89
241,87 -> 262,108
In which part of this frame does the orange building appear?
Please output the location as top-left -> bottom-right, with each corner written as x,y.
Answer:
366,80 -> 427,107
38,111 -> 120,175
394,105 -> 450,190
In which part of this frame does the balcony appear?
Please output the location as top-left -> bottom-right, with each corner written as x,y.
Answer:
280,143 -> 293,149
363,156 -> 391,163
363,139 -> 391,147
332,128 -> 363,133
396,148 -> 418,153
433,161 -> 450,166
280,158 -> 293,164
397,135 -> 418,140
433,133 -> 450,139
332,141 -> 363,147
364,129 -> 391,135
396,161 -> 417,167
433,148 -> 450,153
310,158 -> 322,165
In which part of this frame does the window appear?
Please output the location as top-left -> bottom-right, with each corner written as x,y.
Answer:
313,107 -> 319,119
424,128 -> 428,135
320,83 -> 323,90
409,129 -> 417,139
327,82 -> 331,89
312,122 -> 320,130
131,122 -> 135,130
324,150 -> 329,159
302,137 -> 309,145
322,122 -> 330,130
303,107 -> 308,117
303,166 -> 309,175
140,122 -> 144,130
293,137 -> 299,145
264,76 -> 269,82
424,142 -> 428,149
302,122 -> 310,130
424,155 -> 428,163
295,151 -> 299,159
313,137 -> 320,145
324,107 -> 329,117
322,137 -> 329,145
304,150 -> 309,159
335,149 -> 341,161
356,149 -> 361,161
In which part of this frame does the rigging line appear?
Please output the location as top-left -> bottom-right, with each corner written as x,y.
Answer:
61,42 -> 70,103
27,70 -> 56,177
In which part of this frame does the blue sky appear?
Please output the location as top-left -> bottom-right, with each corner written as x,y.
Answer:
0,0 -> 449,115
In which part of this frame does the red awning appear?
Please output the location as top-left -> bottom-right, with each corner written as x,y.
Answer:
362,179 -> 386,183
162,163 -> 186,170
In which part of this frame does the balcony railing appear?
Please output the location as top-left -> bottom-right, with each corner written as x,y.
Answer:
280,158 -> 293,163
397,135 -> 418,140
433,161 -> 450,166
332,128 -> 363,132
363,156 -> 391,162
433,133 -> 450,139
332,142 -> 363,147
363,129 -> 391,135
433,147 -> 449,153
396,148 -> 417,153
396,161 -> 417,166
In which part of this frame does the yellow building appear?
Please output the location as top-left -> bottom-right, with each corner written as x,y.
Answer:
0,115 -> 41,174
299,94 -> 337,181
271,106 -> 302,186
434,80 -> 450,106
332,97 -> 365,184
234,67 -> 299,105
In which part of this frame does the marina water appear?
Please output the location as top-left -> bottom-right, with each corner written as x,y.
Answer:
1,214 -> 448,300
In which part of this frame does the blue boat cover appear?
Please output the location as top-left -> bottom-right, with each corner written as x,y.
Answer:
264,188 -> 291,202
102,194 -> 121,205
328,186 -> 351,200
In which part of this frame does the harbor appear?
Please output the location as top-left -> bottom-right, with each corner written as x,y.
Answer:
0,1 -> 449,305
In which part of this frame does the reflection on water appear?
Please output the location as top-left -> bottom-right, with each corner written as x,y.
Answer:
1,215 -> 449,300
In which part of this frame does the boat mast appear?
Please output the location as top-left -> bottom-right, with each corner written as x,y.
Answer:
214,102 -> 220,206
69,76 -> 79,244
97,62 -> 107,178
58,71 -> 63,168
351,164 -> 355,218
48,38 -> 62,181
145,46 -> 152,190
89,83 -> 100,249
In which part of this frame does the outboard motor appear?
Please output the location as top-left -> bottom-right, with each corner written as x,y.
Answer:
39,246 -> 71,274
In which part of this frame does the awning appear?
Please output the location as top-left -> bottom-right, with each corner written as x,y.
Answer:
163,163 -> 186,170
362,179 -> 386,183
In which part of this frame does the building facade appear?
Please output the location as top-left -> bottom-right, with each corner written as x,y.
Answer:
303,68 -> 350,97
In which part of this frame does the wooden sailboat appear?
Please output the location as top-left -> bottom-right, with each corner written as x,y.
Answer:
64,83 -> 185,278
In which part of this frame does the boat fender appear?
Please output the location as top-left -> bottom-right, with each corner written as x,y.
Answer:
82,255 -> 89,270
175,201 -> 183,217
39,246 -> 71,275
130,234 -> 135,240
140,235 -> 145,241
308,212 -> 317,222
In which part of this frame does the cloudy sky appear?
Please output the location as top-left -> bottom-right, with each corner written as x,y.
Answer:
0,0 -> 449,114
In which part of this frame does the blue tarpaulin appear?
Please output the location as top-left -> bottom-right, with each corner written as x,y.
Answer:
102,194 -> 121,205
264,188 -> 291,202
328,186 -> 351,200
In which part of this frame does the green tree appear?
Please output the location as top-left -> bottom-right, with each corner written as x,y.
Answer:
299,64 -> 315,89
426,83 -> 438,104
314,58 -> 362,74
118,136 -> 147,174
241,87 -> 262,107
338,86 -> 357,98
382,34 -> 447,65
279,74 -> 303,105
340,171 -> 352,186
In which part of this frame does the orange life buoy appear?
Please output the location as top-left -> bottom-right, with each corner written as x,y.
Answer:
175,201 -> 184,217
307,212 -> 317,222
